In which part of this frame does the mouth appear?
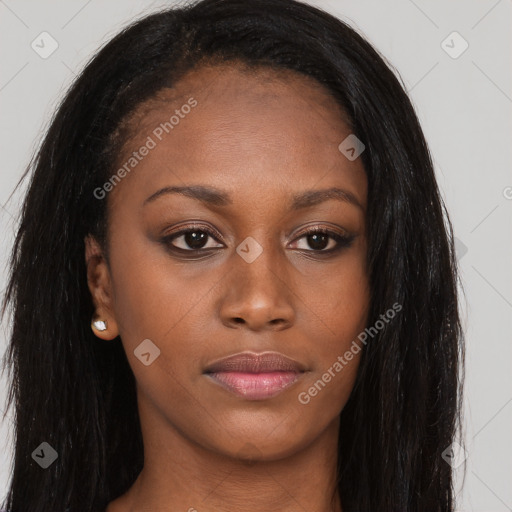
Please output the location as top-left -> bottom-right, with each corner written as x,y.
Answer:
203,351 -> 307,400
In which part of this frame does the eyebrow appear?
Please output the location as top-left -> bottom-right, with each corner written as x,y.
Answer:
143,185 -> 364,211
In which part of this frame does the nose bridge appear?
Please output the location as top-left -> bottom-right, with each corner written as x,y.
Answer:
234,233 -> 285,297
219,233 -> 295,330
236,237 -> 278,288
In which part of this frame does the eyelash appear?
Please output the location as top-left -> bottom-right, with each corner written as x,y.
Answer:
161,223 -> 355,257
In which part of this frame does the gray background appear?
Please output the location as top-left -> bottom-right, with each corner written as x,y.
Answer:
0,0 -> 511,510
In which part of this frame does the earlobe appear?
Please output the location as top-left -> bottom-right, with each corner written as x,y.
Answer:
90,314 -> 119,341
85,235 -> 120,340
92,318 -> 108,332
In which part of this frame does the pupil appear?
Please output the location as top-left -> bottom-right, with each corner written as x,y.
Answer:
308,233 -> 328,250
185,231 -> 207,249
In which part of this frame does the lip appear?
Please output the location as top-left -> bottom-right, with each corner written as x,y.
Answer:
204,351 -> 306,400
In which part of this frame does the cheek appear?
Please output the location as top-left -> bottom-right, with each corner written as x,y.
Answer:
106,232 -> 226,399
294,281 -> 367,423
299,249 -> 370,346
105,242 -> 215,420
294,254 -> 369,408
107,237 -> 207,343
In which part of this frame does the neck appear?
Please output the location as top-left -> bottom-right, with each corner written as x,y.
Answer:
108,396 -> 342,512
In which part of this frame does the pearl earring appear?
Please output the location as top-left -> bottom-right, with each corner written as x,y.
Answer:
91,318 -> 108,332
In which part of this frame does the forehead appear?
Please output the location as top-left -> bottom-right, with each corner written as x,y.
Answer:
118,63 -> 350,154
108,63 -> 366,210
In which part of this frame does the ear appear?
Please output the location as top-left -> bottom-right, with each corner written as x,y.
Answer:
85,235 -> 119,340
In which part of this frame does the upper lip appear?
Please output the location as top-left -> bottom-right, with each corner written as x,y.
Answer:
204,351 -> 306,374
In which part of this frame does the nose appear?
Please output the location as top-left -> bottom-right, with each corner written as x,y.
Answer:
218,243 -> 296,332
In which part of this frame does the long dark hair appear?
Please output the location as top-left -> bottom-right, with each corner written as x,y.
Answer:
1,0 -> 464,510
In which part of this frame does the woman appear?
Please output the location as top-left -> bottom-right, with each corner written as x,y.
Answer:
1,0 -> 464,510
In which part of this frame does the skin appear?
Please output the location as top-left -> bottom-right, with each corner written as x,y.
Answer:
86,63 -> 369,512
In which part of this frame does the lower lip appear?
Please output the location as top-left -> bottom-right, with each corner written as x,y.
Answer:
206,371 -> 301,400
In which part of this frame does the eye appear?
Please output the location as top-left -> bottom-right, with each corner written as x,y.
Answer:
290,227 -> 355,253
161,224 -> 355,256
162,225 -> 224,252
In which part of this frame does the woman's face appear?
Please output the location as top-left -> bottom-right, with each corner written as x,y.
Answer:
87,64 -> 369,461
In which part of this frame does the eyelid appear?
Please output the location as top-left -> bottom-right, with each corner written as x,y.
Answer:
163,223 -> 350,242
162,222 -> 225,242
292,223 -> 351,239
